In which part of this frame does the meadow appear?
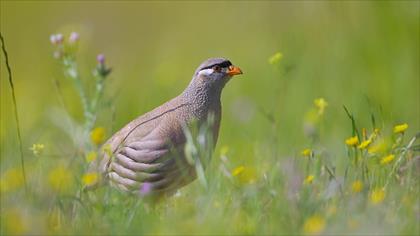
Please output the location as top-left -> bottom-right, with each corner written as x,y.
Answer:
1,1 -> 419,235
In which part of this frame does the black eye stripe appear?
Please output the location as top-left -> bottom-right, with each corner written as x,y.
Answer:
201,61 -> 232,71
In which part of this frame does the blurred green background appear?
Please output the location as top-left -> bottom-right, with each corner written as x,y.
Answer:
1,1 -> 419,157
1,1 -> 419,235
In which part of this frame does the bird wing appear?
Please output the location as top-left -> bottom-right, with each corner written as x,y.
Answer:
107,134 -> 195,195
89,97 -> 195,194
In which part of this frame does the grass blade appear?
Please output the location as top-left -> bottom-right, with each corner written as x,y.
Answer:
0,33 -> 27,191
343,105 -> 360,139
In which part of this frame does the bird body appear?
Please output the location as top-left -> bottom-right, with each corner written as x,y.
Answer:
90,58 -> 242,197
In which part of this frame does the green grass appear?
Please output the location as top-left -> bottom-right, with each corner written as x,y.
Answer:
1,1 -> 419,235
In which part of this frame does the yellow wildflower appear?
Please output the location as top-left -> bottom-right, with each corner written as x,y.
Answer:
90,127 -> 106,145
0,168 -> 24,193
268,52 -> 283,65
82,172 -> 99,186
3,208 -> 27,235
351,180 -> 363,193
380,154 -> 395,165
357,139 -> 372,149
102,144 -> 112,156
304,175 -> 315,184
30,143 -> 45,156
301,148 -> 312,157
314,98 -> 328,115
368,139 -> 387,155
232,166 -> 257,184
345,136 -> 359,147
370,188 -> 385,204
85,151 -> 97,163
368,145 -> 379,154
48,165 -> 73,193
393,123 -> 408,134
304,109 -> 320,125
303,215 -> 325,234
232,166 -> 245,176
220,145 -> 229,156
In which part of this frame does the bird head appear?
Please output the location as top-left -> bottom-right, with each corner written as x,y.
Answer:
192,58 -> 243,89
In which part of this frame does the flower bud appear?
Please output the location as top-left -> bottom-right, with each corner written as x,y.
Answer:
95,54 -> 112,77
50,34 -> 58,45
96,54 -> 105,65
69,32 -> 79,43
139,182 -> 152,196
50,34 -> 64,45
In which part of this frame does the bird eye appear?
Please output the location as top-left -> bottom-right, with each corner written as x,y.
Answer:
213,65 -> 221,72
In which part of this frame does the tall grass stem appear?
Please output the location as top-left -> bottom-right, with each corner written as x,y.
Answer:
0,33 -> 28,192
